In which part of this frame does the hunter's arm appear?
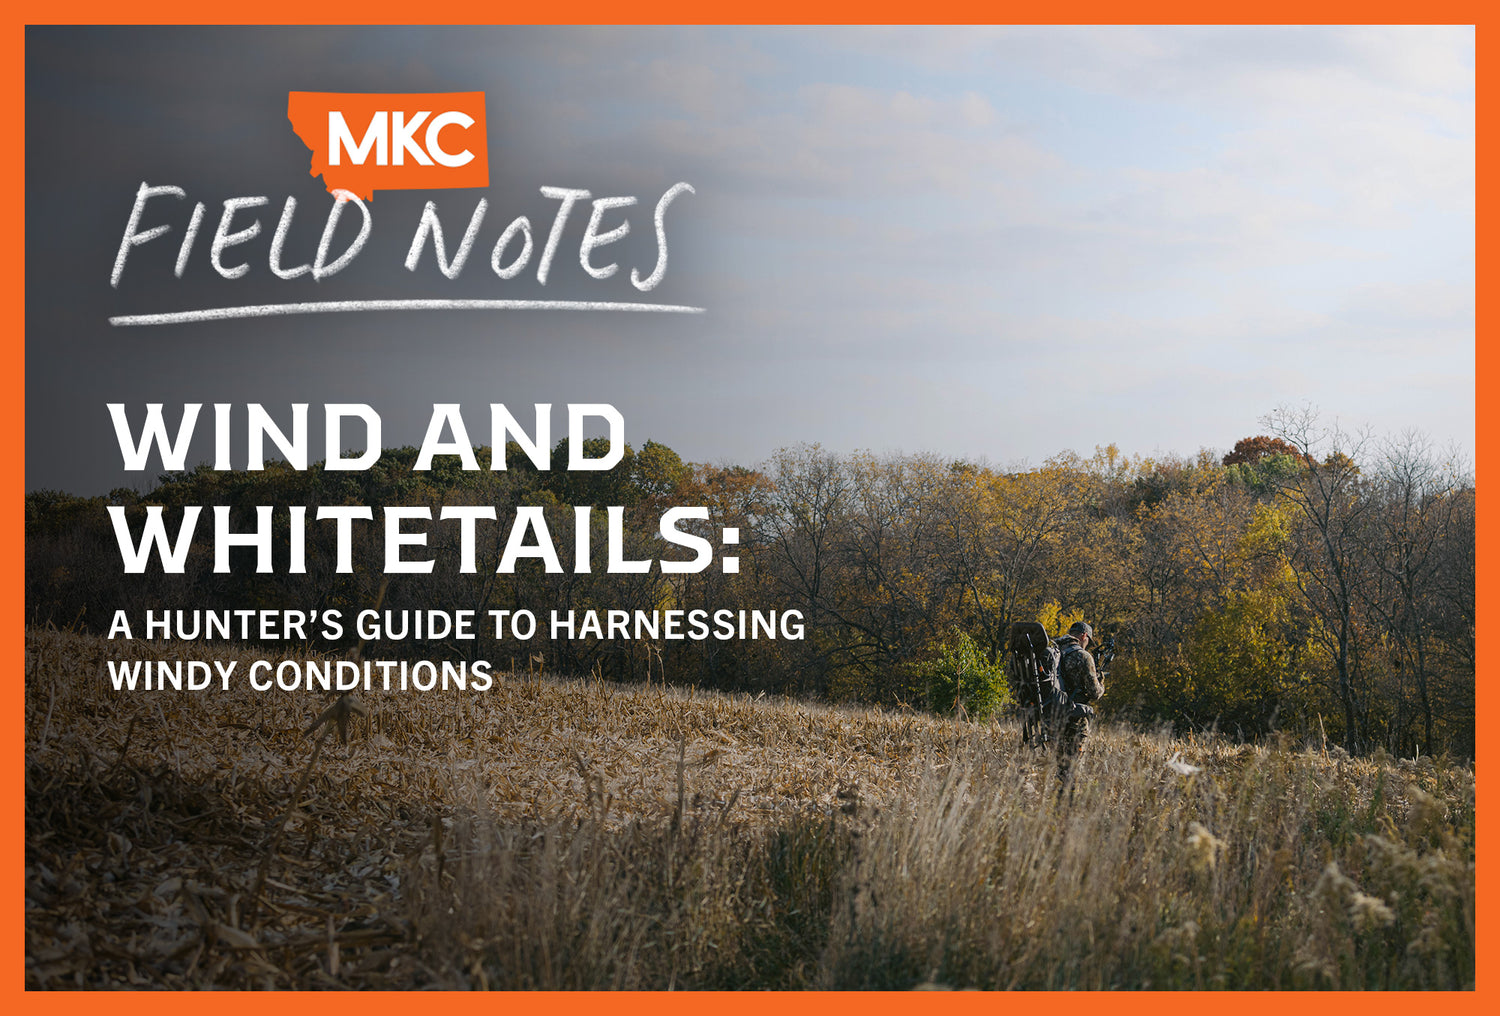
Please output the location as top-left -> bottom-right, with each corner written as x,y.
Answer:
1083,652 -> 1104,702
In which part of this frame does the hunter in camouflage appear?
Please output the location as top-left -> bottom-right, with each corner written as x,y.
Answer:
1055,620 -> 1104,782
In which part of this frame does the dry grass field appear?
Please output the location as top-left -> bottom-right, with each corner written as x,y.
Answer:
25,627 -> 1474,990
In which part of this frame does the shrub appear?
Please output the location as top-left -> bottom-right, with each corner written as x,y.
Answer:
921,628 -> 1011,720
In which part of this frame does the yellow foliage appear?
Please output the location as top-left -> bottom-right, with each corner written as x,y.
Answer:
1034,600 -> 1085,638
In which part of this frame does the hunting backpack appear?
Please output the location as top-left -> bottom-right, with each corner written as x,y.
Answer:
1007,621 -> 1065,714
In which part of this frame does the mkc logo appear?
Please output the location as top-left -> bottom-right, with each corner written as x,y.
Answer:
287,92 -> 489,200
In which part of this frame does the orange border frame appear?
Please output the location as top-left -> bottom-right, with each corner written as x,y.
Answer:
9,6 -> 1488,1011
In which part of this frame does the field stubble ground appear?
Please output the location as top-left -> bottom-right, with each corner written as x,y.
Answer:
24,628 -> 1474,989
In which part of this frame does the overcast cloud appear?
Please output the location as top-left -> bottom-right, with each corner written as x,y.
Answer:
26,26 -> 1473,493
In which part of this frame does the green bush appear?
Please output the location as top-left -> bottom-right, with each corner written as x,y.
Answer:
921,628 -> 1012,720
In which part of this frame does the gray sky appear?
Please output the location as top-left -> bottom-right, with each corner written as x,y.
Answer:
27,26 -> 1474,494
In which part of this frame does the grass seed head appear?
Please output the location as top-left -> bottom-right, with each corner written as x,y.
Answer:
1186,821 -> 1225,871
1349,891 -> 1395,933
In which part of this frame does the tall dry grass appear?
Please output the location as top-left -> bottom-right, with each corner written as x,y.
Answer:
815,737 -> 1473,988
25,628 -> 1473,989
407,734 -> 1472,989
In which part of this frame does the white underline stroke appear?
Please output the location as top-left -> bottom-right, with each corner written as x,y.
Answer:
109,299 -> 707,327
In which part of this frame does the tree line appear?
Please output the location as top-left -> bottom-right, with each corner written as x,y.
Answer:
26,409 -> 1474,757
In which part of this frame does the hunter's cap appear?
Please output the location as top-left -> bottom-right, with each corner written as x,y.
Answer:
1068,621 -> 1094,638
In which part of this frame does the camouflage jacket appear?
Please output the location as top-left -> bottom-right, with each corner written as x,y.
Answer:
1055,635 -> 1104,704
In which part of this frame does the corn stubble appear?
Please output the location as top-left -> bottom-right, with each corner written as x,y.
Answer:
26,628 -> 1473,989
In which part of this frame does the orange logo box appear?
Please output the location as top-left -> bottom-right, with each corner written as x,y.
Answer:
286,91 -> 489,200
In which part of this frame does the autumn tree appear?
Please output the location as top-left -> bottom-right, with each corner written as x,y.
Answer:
1360,433 -> 1474,754
1222,435 -> 1309,467
1265,406 -> 1377,752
